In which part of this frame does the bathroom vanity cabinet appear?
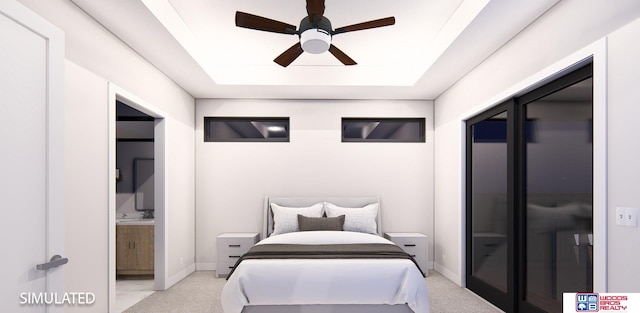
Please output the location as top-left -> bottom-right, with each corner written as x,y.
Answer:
116,225 -> 154,276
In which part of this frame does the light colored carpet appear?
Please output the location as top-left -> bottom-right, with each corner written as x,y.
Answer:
124,271 -> 503,313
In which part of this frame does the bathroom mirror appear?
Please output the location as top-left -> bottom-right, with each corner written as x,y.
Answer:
134,158 -> 154,211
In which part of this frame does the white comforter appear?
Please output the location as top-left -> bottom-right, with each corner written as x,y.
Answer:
221,231 -> 430,313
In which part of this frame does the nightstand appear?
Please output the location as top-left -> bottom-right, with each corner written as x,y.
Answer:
384,232 -> 428,276
217,232 -> 260,278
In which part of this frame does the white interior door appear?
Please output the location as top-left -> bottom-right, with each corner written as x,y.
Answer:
0,1 -> 65,312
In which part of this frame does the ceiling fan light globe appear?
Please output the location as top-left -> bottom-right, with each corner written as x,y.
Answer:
300,29 -> 331,54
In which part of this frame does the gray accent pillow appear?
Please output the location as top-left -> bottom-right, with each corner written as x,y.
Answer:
297,214 -> 345,232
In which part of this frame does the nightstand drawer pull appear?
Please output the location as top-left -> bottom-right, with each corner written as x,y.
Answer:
229,255 -> 241,258
404,244 -> 417,247
229,244 -> 241,248
228,266 -> 235,269
410,254 -> 416,257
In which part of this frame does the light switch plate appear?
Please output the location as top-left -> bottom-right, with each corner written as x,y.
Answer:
625,207 -> 638,227
616,207 -> 626,225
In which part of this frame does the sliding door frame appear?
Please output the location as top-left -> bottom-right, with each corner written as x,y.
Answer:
465,99 -> 518,313
466,62 -> 595,313
517,63 -> 594,313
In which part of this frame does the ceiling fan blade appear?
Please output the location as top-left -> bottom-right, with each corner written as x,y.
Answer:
274,42 -> 304,67
333,17 -> 395,35
235,11 -> 297,35
306,0 -> 325,23
329,44 -> 357,66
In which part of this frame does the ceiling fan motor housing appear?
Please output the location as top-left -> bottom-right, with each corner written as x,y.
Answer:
299,17 -> 332,54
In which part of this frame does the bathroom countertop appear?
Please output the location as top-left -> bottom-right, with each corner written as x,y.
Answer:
116,218 -> 154,226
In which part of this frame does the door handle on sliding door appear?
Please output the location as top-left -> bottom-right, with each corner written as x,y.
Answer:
36,255 -> 68,270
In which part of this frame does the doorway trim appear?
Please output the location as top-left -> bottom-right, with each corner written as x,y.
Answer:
458,38 -> 608,292
108,83 -> 168,312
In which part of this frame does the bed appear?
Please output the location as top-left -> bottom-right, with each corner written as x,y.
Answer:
220,197 -> 430,313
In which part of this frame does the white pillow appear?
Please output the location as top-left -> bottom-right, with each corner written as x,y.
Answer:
270,202 -> 324,236
324,202 -> 379,235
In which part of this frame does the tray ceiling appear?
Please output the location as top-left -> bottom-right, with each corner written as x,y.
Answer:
71,0 -> 559,99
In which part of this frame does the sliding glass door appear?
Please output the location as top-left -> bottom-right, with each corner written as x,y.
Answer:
466,64 -> 593,313
466,100 -> 516,312
520,68 -> 593,313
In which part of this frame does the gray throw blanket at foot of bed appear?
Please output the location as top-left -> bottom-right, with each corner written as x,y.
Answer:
227,243 -> 426,279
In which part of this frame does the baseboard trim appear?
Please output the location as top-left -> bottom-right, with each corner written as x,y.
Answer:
434,262 -> 462,287
165,263 -> 196,289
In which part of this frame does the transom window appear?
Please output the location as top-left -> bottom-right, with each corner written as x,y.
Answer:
204,117 -> 289,142
342,118 -> 425,142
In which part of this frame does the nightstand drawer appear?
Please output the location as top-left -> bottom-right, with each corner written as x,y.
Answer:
384,232 -> 428,276
217,233 -> 260,278
218,258 -> 240,273
391,237 -> 423,253
218,240 -> 253,256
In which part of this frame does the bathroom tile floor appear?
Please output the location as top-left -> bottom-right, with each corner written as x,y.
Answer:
116,279 -> 155,313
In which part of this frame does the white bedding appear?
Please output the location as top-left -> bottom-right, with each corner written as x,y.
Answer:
221,231 -> 430,313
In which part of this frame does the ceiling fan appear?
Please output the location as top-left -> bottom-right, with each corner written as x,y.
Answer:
235,0 -> 395,67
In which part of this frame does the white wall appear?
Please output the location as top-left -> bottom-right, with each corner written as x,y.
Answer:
64,60 -> 111,312
195,99 -> 434,270
434,0 -> 640,291
606,17 -> 640,292
18,0 -> 196,311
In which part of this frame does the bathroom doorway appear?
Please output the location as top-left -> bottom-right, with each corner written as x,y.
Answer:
115,101 -> 155,312
108,85 -> 167,312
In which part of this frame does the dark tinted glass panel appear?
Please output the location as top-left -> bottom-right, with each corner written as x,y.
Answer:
524,77 -> 593,313
471,112 -> 508,292
204,117 -> 289,142
342,118 -> 425,142
473,119 -> 536,143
